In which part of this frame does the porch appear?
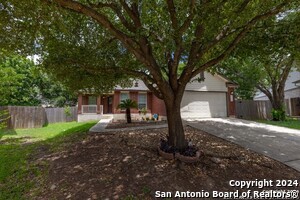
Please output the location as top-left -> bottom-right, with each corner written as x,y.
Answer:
77,93 -> 114,122
77,91 -> 167,122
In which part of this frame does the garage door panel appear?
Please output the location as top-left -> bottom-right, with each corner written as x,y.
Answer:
181,92 -> 227,118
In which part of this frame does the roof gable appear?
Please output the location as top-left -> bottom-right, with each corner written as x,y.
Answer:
185,72 -> 228,92
115,72 -> 230,92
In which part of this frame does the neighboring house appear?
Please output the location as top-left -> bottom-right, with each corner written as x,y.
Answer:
254,71 -> 300,116
77,72 -> 237,122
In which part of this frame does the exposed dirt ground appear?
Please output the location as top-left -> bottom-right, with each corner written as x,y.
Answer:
32,126 -> 300,199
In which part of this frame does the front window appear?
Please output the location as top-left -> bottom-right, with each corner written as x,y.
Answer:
120,92 -> 129,102
138,93 -> 147,110
88,96 -> 96,105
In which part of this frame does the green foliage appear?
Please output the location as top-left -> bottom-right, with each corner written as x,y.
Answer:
0,144 -> 33,200
0,121 -> 97,142
1,1 -> 298,90
35,71 -> 78,107
118,99 -> 138,123
117,99 -> 138,110
0,110 -> 9,130
64,106 -> 72,117
0,53 -> 40,106
139,107 -> 147,116
217,11 -> 300,100
0,52 -> 77,107
217,57 -> 265,99
1,0 -> 299,148
271,109 -> 286,121
257,118 -> 300,130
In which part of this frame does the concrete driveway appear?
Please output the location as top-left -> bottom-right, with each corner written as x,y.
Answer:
186,118 -> 300,172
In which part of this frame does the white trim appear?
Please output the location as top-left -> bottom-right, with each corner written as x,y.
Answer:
215,74 -> 230,82
82,105 -> 103,114
138,92 -> 147,110
289,98 -> 292,116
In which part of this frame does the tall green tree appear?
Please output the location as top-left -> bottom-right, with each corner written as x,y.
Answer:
35,71 -> 78,107
217,12 -> 300,119
0,53 -> 77,107
1,0 -> 298,149
0,53 -> 40,106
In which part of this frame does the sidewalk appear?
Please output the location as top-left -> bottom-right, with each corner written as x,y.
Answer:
89,118 -> 113,132
89,119 -> 167,133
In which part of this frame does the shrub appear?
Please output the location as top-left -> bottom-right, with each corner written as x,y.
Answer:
271,109 -> 286,121
117,99 -> 138,123
0,109 -> 10,130
64,106 -> 72,117
139,107 -> 147,115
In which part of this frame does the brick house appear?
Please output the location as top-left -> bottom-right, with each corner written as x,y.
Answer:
77,72 -> 237,122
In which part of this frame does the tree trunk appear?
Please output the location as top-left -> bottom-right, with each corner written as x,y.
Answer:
126,108 -> 131,123
271,97 -> 284,110
271,85 -> 286,121
165,96 -> 186,151
271,86 -> 285,110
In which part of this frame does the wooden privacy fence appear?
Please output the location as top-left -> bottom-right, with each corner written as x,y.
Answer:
0,106 -> 77,129
235,100 -> 272,120
46,107 -> 77,124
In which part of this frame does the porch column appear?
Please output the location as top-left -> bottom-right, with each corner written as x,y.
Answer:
78,93 -> 82,114
113,91 -> 120,114
96,96 -> 102,114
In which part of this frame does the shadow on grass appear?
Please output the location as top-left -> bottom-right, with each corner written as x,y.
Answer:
39,121 -> 96,149
0,121 -> 96,200
0,128 -> 17,140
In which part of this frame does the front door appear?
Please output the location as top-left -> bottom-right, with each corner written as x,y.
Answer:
227,88 -> 235,116
107,96 -> 113,114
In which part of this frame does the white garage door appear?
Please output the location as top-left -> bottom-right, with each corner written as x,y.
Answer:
181,91 -> 227,119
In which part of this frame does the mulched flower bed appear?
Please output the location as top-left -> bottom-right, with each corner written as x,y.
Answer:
106,120 -> 167,129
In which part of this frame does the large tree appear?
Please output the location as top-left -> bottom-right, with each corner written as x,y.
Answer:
0,52 -> 77,107
217,12 -> 300,117
0,52 -> 41,106
1,0 -> 298,150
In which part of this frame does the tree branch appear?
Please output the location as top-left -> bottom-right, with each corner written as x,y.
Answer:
256,84 -> 273,103
191,1 -> 289,79
178,0 -> 195,35
166,0 -> 178,30
48,0 -> 171,97
88,1 -> 136,33
278,56 -> 294,94
140,77 -> 163,99
236,0 -> 252,13
178,25 -> 204,87
50,0 -> 144,59
119,0 -> 141,27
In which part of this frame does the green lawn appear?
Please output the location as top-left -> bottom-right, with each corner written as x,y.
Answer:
0,121 -> 97,142
257,118 -> 300,130
0,121 -> 97,200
